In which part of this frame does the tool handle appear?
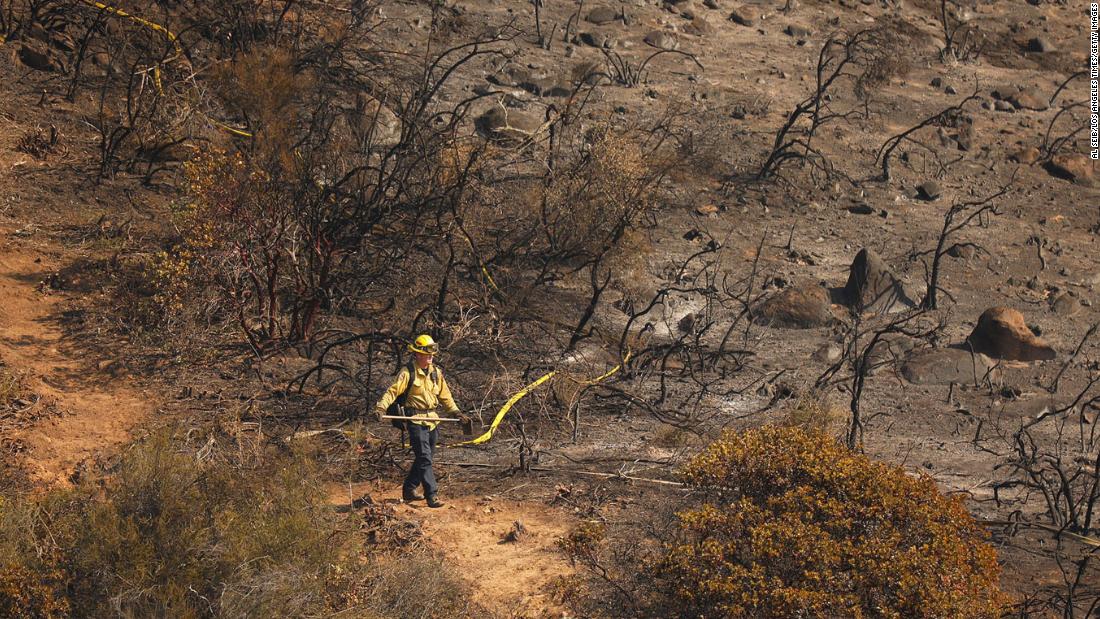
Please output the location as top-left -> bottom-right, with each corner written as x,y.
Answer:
380,415 -> 462,422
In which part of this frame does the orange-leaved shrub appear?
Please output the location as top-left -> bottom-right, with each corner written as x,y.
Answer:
649,425 -> 1007,618
0,562 -> 69,619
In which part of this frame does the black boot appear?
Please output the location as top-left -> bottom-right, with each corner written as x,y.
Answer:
402,489 -> 425,502
426,495 -> 445,508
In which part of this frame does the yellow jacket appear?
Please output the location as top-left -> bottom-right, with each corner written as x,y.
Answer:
375,364 -> 460,430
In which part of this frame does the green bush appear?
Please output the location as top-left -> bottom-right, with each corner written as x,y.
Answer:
647,426 -> 1007,618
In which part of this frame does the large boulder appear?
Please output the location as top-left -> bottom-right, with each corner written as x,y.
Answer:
475,106 -> 543,144
586,7 -> 621,24
865,335 -> 919,375
643,30 -> 679,50
728,5 -> 759,25
900,348 -> 1000,385
18,43 -> 60,72
753,284 -> 835,329
966,307 -> 1055,361
1008,88 -> 1049,111
1045,154 -> 1097,187
487,65 -> 536,88
841,249 -> 919,314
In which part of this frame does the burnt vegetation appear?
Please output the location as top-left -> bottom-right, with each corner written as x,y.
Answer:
0,0 -> 1097,615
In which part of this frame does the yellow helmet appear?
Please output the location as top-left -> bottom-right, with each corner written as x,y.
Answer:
408,334 -> 439,355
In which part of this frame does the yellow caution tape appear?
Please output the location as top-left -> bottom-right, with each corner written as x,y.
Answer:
580,353 -> 630,385
76,1 -> 253,138
77,0 -> 182,94
207,117 -> 253,138
453,351 -> 630,447
481,266 -> 499,291
78,0 -> 181,54
458,233 -> 498,292
455,371 -> 556,446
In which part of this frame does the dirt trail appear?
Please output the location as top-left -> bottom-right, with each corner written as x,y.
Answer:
335,482 -> 576,617
0,236 -> 153,486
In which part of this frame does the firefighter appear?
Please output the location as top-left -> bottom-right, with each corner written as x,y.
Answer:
374,334 -> 462,508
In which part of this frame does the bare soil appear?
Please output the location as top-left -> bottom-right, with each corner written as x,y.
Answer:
0,230 -> 154,487
1,0 -> 1098,613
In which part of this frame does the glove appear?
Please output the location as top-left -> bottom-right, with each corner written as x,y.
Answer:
374,408 -> 386,423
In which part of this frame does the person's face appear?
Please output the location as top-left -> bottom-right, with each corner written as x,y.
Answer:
414,352 -> 434,369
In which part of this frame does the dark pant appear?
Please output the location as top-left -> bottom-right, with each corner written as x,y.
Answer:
403,423 -> 438,497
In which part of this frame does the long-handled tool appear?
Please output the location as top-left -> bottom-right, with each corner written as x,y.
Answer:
382,415 -> 474,435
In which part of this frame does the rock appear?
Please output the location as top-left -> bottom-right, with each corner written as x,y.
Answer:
1009,147 -> 1041,164
684,15 -> 714,35
512,73 -> 569,97
812,343 -> 843,363
523,78 -> 571,98
475,106 -> 543,144
1050,293 -> 1081,316
946,243 -> 976,259
900,348 -> 999,385
966,307 -> 1056,361
866,335 -> 918,374
695,204 -> 719,216
753,284 -> 835,329
1045,154 -> 1097,187
954,122 -> 973,151
18,44 -> 59,72
577,31 -> 606,47
643,30 -> 679,50
487,65 -> 529,88
1008,88 -> 1049,111
841,248 -> 919,314
703,0 -> 721,8
916,180 -> 942,201
785,24 -> 813,39
930,77 -> 943,88
998,395 -> 1069,422
570,61 -> 603,85
994,100 -> 1015,112
1027,36 -> 1054,52
677,312 -> 697,333
990,85 -> 1018,100
500,520 -> 527,543
729,5 -> 759,25
586,7 -> 620,24
847,203 -> 875,215
945,85 -> 958,95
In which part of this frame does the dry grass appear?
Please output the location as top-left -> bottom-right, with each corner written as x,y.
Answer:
0,432 -> 475,618
778,393 -> 844,434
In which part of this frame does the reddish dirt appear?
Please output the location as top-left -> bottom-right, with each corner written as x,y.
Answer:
0,232 -> 154,486
333,481 -> 576,617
